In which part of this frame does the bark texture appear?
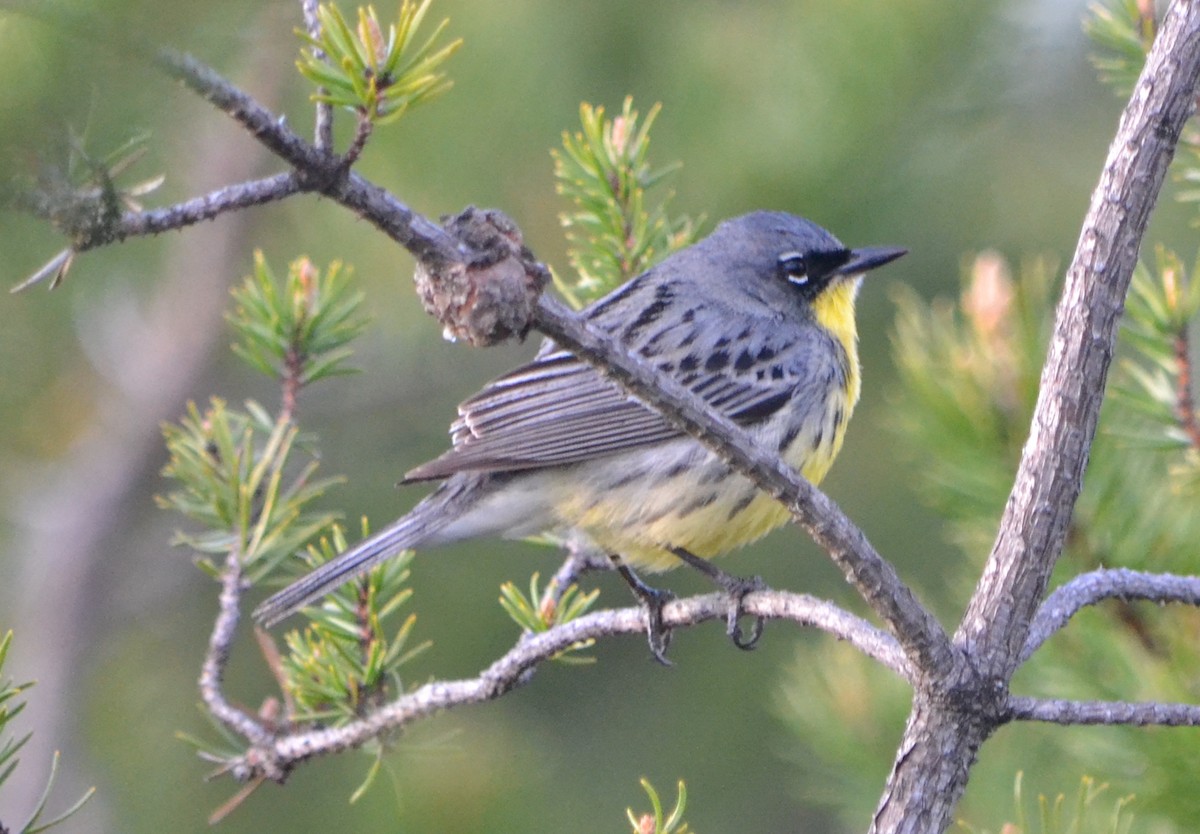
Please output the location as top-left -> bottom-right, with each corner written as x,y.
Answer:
872,3 -> 1200,830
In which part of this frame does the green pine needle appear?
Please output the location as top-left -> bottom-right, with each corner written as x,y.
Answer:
277,528 -> 429,724
1084,0 -> 1154,98
498,572 -> 600,663
0,632 -> 95,832
297,1 -> 462,125
626,778 -> 691,834
158,398 -> 343,580
956,772 -> 1134,834
227,252 -> 369,387
552,96 -> 701,306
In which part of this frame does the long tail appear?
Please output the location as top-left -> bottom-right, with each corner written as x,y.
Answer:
253,481 -> 465,627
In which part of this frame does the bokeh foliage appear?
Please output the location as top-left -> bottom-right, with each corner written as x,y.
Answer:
777,3 -> 1200,830
0,0 -> 1179,832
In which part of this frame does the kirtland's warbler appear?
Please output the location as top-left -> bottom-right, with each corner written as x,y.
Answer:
254,212 -> 905,642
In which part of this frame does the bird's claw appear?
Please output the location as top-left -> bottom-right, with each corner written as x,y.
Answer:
612,561 -> 675,665
722,574 -> 766,651
640,584 -> 676,666
667,546 -> 768,652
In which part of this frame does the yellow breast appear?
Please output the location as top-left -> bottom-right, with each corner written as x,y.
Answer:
554,276 -> 863,572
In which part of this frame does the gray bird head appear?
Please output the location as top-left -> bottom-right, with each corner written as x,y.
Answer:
699,211 -> 906,304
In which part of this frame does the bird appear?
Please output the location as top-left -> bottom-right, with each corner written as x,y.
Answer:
254,211 -> 905,658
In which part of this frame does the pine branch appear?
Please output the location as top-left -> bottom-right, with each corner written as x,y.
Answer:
1007,696 -> 1200,727
1022,568 -> 1200,663
153,49 -> 327,175
220,587 -> 909,781
120,174 -> 302,241
199,548 -> 275,751
873,2 -> 1200,830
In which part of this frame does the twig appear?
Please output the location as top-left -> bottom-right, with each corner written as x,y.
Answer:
323,171 -> 466,268
14,46 -> 463,275
200,549 -> 276,751
112,174 -> 301,244
226,588 -> 909,781
539,538 -> 614,613
1007,696 -> 1200,727
153,50 -> 460,270
341,112 -> 374,167
300,0 -> 333,151
1021,568 -> 1200,663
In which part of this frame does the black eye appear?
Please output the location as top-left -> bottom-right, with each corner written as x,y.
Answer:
778,251 -> 809,286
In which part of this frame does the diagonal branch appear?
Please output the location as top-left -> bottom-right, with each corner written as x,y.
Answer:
4,18 -> 949,678
533,295 -> 953,677
1022,568 -> 1200,663
153,49 -> 327,175
956,0 -> 1200,681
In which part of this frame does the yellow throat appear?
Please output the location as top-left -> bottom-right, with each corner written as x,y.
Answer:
810,276 -> 863,412
556,276 -> 865,572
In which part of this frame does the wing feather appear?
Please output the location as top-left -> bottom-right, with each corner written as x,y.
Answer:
404,296 -> 842,482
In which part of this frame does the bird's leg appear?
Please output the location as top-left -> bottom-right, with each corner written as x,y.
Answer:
668,547 -> 765,650
609,555 -> 674,666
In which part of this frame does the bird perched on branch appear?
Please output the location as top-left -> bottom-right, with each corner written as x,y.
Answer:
255,211 -> 905,661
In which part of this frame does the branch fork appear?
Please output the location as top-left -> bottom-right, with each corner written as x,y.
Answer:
12,1 -> 1200,829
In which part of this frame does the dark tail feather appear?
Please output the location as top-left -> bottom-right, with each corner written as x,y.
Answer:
253,489 -> 455,627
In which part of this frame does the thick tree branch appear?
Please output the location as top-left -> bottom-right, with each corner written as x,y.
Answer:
1007,696 -> 1200,727
872,3 -> 1200,831
957,1 -> 1200,679
1022,568 -> 1200,663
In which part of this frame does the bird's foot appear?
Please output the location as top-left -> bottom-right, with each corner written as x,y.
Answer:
612,560 -> 675,666
669,547 -> 766,651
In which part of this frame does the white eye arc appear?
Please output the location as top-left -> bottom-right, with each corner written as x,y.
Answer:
779,251 -> 809,286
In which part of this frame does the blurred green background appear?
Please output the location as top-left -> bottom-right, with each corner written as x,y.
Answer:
0,1 -> 1185,832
